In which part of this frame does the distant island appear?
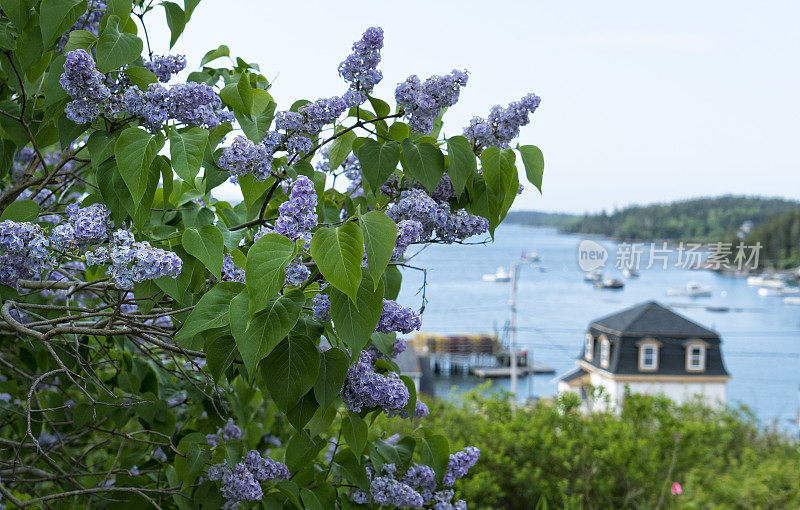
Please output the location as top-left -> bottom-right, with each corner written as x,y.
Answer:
506,195 -> 800,268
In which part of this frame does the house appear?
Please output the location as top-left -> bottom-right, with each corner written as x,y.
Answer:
557,301 -> 729,409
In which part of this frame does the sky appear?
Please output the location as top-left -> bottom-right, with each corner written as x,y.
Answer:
144,0 -> 800,214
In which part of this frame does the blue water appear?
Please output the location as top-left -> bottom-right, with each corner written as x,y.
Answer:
397,225 -> 800,427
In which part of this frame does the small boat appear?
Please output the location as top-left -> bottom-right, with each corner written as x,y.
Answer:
757,284 -> 799,297
622,267 -> 639,278
666,282 -> 712,297
706,306 -> 730,313
595,278 -> 624,290
584,269 -> 603,282
748,274 -> 794,288
521,250 -> 540,263
783,296 -> 800,306
482,267 -> 511,282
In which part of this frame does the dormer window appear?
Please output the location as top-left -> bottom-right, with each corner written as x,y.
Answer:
686,341 -> 707,371
584,333 -> 594,361
599,336 -> 610,368
637,339 -> 661,371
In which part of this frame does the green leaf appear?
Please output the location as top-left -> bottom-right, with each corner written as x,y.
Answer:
370,332 -> 395,359
0,199 -> 38,222
200,44 -> 229,66
446,136 -> 476,199
235,89 -> 274,142
174,282 -> 243,348
400,139 -> 445,192
328,130 -> 357,171
518,145 -> 544,192
300,489 -> 326,510
421,434 -> 450,484
357,139 -> 400,193
40,0 -> 87,48
183,0 -> 200,21
95,15 -> 143,73
359,211 -> 396,289
64,29 -> 97,52
186,443 -> 210,473
162,1 -> 185,48
286,390 -> 318,431
334,449 -> 369,491
220,73 -> 252,117
170,127 -> 208,184
155,247 -> 196,304
401,374 -> 417,420
230,290 -> 305,377
115,127 -> 164,204
330,269 -> 384,352
245,233 -> 296,316
105,0 -> 133,20
259,331 -> 320,411
313,347 -> 348,409
124,66 -> 157,90
0,0 -> 30,31
182,225 -> 223,280
480,146 -> 519,232
382,264 -> 402,300
342,412 -> 368,455
205,333 -> 238,382
87,130 -> 116,169
309,222 -> 364,304
57,114 -> 85,148
285,431 -> 321,473
95,161 -> 133,223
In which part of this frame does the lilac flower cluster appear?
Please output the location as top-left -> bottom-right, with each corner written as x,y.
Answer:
0,221 -> 53,287
395,70 -> 469,134
463,93 -> 541,150
207,451 -> 289,508
85,229 -> 182,289
255,175 -> 317,248
116,82 -> 233,132
312,293 -> 331,322
368,336 -> 407,360
370,470 -> 425,508
340,351 -> 409,414
58,0 -> 106,52
217,135 -> 274,181
338,27 -> 384,99
387,188 -> 489,244
221,254 -> 245,283
284,257 -> 310,286
443,447 -> 481,487
60,50 -> 111,124
376,299 -> 422,334
354,462 -> 468,508
393,219 -> 423,260
52,203 -> 112,249
206,418 -> 242,447
144,54 -> 187,83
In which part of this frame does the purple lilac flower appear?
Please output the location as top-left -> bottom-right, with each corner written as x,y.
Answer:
144,54 -> 187,82
58,0 -> 106,52
64,203 -> 112,245
14,147 -> 35,164
368,336 -> 407,361
0,221 -> 54,287
84,229 -> 182,290
434,207 -> 489,243
393,219 -> 423,260
376,299 -> 421,334
60,50 -> 111,124
221,462 -> 263,504
222,418 -> 242,441
128,465 -> 140,476
431,174 -> 456,202
340,351 -> 410,414
152,447 -> 168,462
433,489 -> 467,510
295,96 -> 349,136
255,175 -> 317,248
312,293 -> 330,322
443,446 -> 480,487
242,450 -> 290,482
395,70 -> 469,134
218,135 -> 274,182
338,27 -> 384,99
370,474 -> 424,508
284,257 -> 310,286
387,189 -> 439,235
221,254 -> 245,282
206,433 -> 220,447
463,93 -> 541,150
403,464 -> 437,502
117,82 -> 233,132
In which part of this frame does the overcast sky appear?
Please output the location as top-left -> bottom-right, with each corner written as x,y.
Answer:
145,0 -> 800,214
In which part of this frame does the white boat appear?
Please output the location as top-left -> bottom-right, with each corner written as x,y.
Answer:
783,296 -> 800,306
666,282 -> 712,297
584,269 -> 603,282
595,278 -> 624,290
622,267 -> 639,278
482,267 -> 511,282
748,274 -> 793,288
757,284 -> 799,297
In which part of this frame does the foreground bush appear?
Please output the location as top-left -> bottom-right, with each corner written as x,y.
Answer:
379,388 -> 800,509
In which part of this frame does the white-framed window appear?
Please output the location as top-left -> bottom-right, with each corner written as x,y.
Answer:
599,337 -> 610,368
687,344 -> 706,371
584,333 -> 594,361
639,345 -> 658,371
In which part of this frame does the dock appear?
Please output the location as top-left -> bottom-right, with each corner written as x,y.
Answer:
471,363 -> 555,378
